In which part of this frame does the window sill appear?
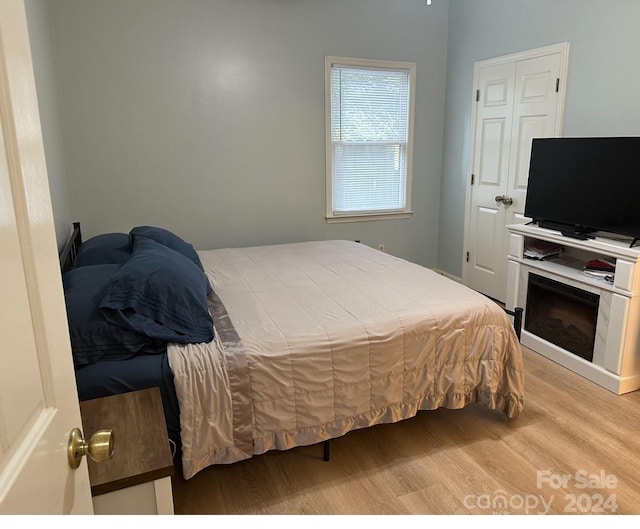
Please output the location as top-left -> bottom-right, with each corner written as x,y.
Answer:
326,211 -> 413,224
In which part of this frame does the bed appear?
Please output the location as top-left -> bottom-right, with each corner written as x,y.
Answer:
61,223 -> 525,480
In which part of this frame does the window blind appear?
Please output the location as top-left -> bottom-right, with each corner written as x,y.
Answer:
330,65 -> 410,215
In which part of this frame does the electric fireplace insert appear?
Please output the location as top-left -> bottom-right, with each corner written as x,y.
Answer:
524,273 -> 599,362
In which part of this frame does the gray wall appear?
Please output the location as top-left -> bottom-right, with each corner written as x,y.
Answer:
48,0 -> 449,267
24,0 -> 73,249
439,0 -> 640,278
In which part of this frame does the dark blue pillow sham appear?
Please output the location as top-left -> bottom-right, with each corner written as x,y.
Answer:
63,264 -> 166,368
73,232 -> 132,267
129,226 -> 202,269
99,236 -> 214,344
129,225 -> 212,294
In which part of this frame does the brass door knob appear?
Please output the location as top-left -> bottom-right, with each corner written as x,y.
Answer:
494,195 -> 514,206
67,427 -> 114,469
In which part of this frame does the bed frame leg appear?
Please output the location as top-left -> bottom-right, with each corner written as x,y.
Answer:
501,305 -> 524,342
513,307 -> 523,341
323,440 -> 330,462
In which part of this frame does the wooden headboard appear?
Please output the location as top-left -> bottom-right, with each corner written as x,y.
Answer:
59,222 -> 82,273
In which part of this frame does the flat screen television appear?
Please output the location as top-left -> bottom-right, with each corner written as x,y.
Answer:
524,136 -> 640,246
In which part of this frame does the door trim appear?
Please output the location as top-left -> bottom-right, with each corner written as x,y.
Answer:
461,42 -> 570,290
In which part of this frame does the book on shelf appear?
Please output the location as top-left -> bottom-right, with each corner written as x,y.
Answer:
583,269 -> 614,283
584,258 -> 615,273
583,258 -> 615,283
523,240 -> 563,260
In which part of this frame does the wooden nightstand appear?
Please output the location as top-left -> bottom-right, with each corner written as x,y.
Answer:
79,387 -> 175,515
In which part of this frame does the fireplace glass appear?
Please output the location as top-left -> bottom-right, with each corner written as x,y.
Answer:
525,273 -> 599,362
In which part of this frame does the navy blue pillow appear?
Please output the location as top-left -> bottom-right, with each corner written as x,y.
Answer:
99,236 -> 214,344
74,233 -> 132,267
63,264 -> 166,368
129,226 -> 202,268
129,225 -> 212,294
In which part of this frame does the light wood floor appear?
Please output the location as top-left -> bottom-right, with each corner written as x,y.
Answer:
170,347 -> 640,515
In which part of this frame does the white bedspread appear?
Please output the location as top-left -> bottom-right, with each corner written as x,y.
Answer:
168,240 -> 524,479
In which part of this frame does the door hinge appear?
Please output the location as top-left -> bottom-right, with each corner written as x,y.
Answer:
471,173 -> 475,185
555,78 -> 560,92
475,89 -> 480,102
466,251 -> 470,263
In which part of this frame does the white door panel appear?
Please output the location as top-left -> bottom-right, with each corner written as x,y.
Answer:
507,52 -> 564,222
513,116 -> 547,190
474,206 -> 502,263
0,0 -> 92,514
466,62 -> 515,300
468,205 -> 505,296
478,118 -> 509,187
464,44 -> 568,303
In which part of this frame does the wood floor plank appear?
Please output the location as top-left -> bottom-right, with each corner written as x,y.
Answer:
171,347 -> 640,515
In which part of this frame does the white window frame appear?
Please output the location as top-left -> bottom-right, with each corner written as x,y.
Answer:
325,56 -> 416,223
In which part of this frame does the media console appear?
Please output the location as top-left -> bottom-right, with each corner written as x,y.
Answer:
506,223 -> 640,394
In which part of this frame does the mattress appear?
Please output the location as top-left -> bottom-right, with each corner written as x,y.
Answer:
168,240 -> 525,479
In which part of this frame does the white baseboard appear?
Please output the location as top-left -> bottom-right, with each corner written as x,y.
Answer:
432,268 -> 462,283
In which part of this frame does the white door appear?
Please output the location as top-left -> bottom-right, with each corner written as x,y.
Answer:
463,43 -> 569,303
0,0 -> 93,514
465,61 -> 516,302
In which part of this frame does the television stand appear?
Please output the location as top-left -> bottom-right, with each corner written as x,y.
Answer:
506,223 -> 640,395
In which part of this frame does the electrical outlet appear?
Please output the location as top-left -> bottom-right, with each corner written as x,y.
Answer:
378,244 -> 385,252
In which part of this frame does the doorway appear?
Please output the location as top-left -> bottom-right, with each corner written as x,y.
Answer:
462,43 -> 569,303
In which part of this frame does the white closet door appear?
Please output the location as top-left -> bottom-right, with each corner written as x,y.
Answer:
464,43 -> 568,303
506,51 -> 565,230
466,61 -> 516,302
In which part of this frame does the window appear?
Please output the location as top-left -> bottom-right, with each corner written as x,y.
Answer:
325,56 -> 416,222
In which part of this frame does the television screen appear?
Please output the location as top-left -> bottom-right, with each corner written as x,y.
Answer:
524,136 -> 640,240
